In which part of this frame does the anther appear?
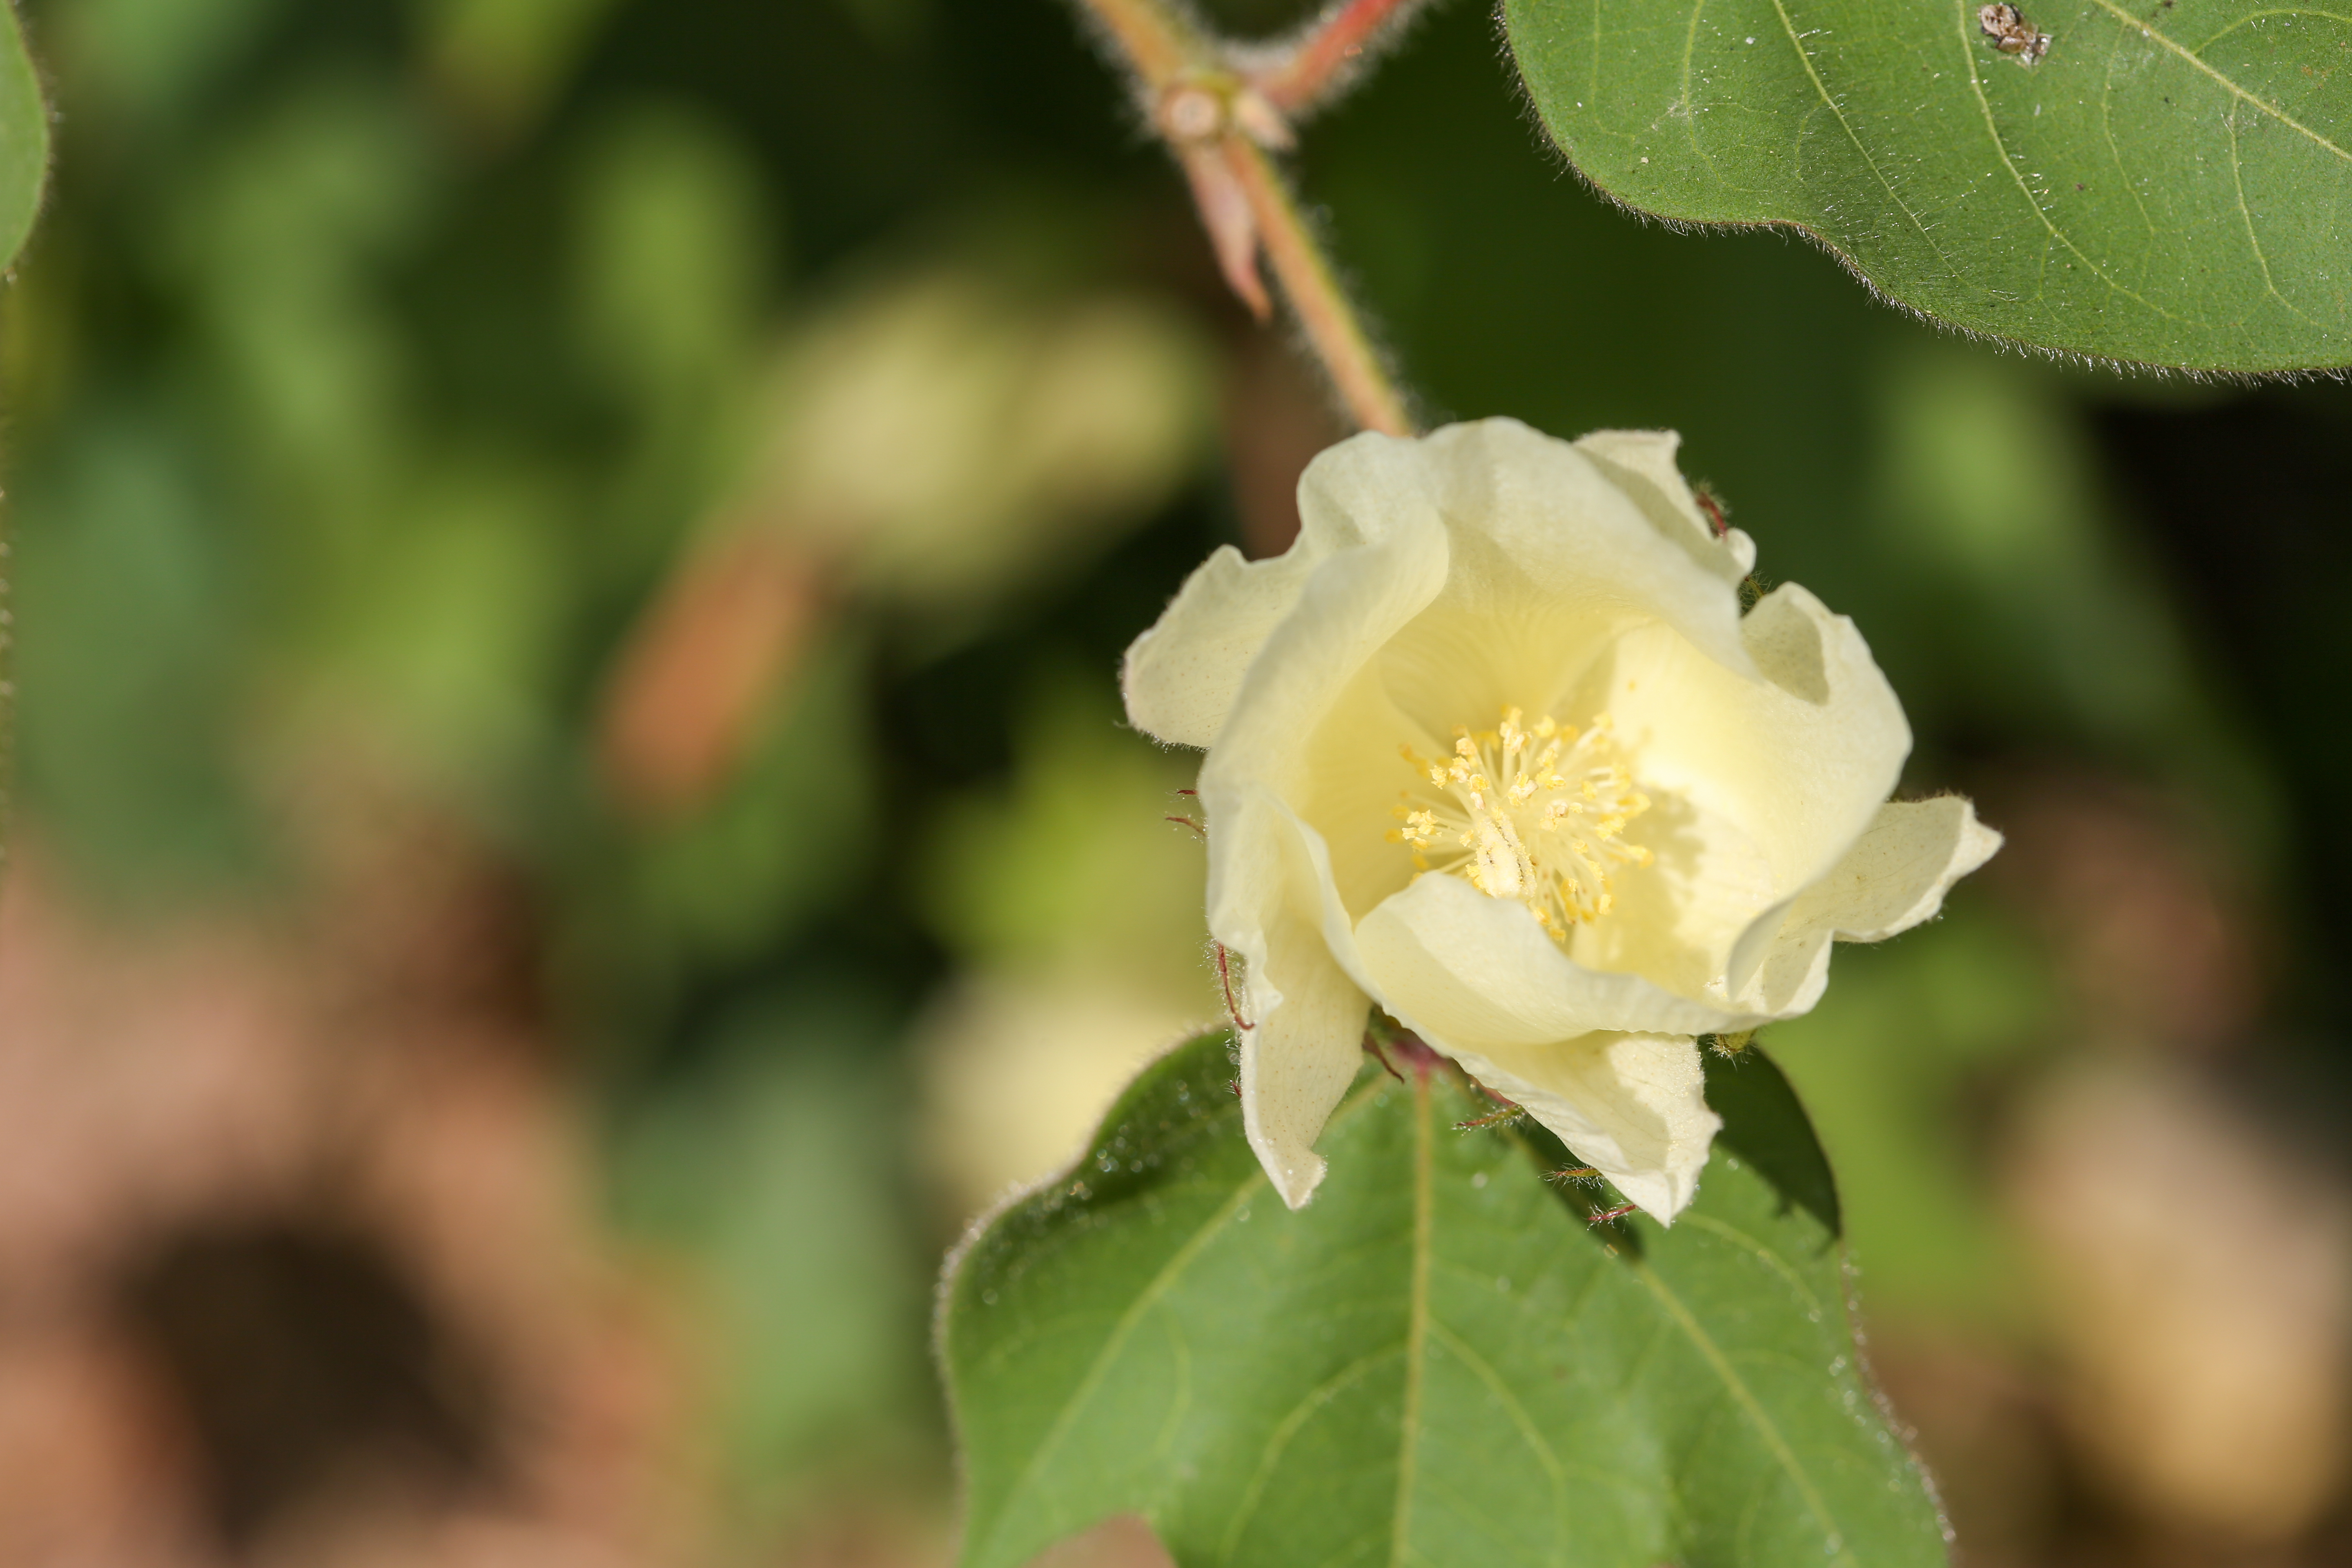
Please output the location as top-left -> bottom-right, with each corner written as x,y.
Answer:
1389,704 -> 1653,943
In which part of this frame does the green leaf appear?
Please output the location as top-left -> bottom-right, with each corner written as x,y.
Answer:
0,4 -> 44,274
1502,0 -> 2352,372
940,1031 -> 1947,1568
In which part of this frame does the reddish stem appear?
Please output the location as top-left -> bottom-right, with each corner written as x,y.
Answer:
1069,0 -> 1417,437
1251,0 -> 1432,114
1222,138 -> 1412,436
1376,1029 -> 1443,1081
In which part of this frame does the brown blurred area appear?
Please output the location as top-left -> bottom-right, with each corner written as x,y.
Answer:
1853,769 -> 2352,1568
0,815 -> 697,1568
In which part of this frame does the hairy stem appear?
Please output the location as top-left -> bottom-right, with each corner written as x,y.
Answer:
1071,0 -> 1207,91
1251,0 -> 1432,114
1068,0 -> 1417,437
1224,139 -> 1413,435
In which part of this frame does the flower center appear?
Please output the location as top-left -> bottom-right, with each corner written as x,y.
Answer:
1389,706 -> 1654,941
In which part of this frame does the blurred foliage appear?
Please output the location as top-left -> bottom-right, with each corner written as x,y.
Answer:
610,989 -> 924,1523
923,674 -> 1209,1010
1765,908 -> 2054,1328
10,0 -> 2352,1554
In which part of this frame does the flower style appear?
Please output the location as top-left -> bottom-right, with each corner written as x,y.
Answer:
1123,419 -> 2000,1222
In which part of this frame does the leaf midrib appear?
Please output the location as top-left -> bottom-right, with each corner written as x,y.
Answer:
1386,1075 -> 1434,1568
971,1071 -> 1397,1568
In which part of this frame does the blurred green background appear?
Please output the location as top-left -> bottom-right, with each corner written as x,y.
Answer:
5,0 -> 2352,1565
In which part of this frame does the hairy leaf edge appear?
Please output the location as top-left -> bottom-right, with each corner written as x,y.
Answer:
1488,0 -> 2352,383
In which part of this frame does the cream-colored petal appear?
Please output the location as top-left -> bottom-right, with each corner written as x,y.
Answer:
1121,544 -> 1319,748
1202,454 -> 1452,802
1601,582 -> 1909,941
1234,939 -> 1370,1211
1563,789 -> 1777,1004
1731,796 -> 2003,1016
1294,661 -> 1431,920
1804,795 -> 2005,942
1354,872 -> 1754,1046
1572,429 -> 1757,582
1121,426 -> 1441,751
1403,421 -> 1753,684
1144,418 -> 1960,1217
1144,430 -> 1454,1203
1279,421 -> 1766,930
1207,788 -> 1374,1209
1446,1032 -> 1720,1222
1342,583 -> 1905,1043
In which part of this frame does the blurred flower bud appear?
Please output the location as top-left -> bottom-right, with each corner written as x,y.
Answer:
752,271 -> 1213,608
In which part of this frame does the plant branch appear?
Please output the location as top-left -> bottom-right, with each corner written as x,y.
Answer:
1067,0 -> 1418,437
1247,0 -> 1436,116
1223,139 -> 1412,435
1072,0 -> 1209,94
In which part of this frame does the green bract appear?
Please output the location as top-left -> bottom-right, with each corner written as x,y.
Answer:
1505,0 -> 2352,372
940,1030 -> 1948,1568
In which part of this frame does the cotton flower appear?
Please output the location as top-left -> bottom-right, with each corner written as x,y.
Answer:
1123,419 -> 2000,1221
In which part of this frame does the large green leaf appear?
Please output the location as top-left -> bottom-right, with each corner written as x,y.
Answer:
940,1031 -> 1947,1568
0,4 -> 42,274
1503,0 -> 2352,372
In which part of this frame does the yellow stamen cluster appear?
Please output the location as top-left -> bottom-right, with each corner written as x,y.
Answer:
1387,706 -> 1654,941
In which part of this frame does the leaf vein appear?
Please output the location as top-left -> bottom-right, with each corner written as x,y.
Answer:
2099,22 -> 2161,239
1217,1345 -> 1403,1564
1958,0 -> 2190,322
2223,100 -> 2319,325
1674,1213 -> 1829,1319
2087,0 -> 2352,163
1633,1261 -> 1858,1568
1425,1321 -> 1570,1566
1679,0 -> 1722,175
976,1071 -> 1390,1566
1768,0 -> 1961,275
